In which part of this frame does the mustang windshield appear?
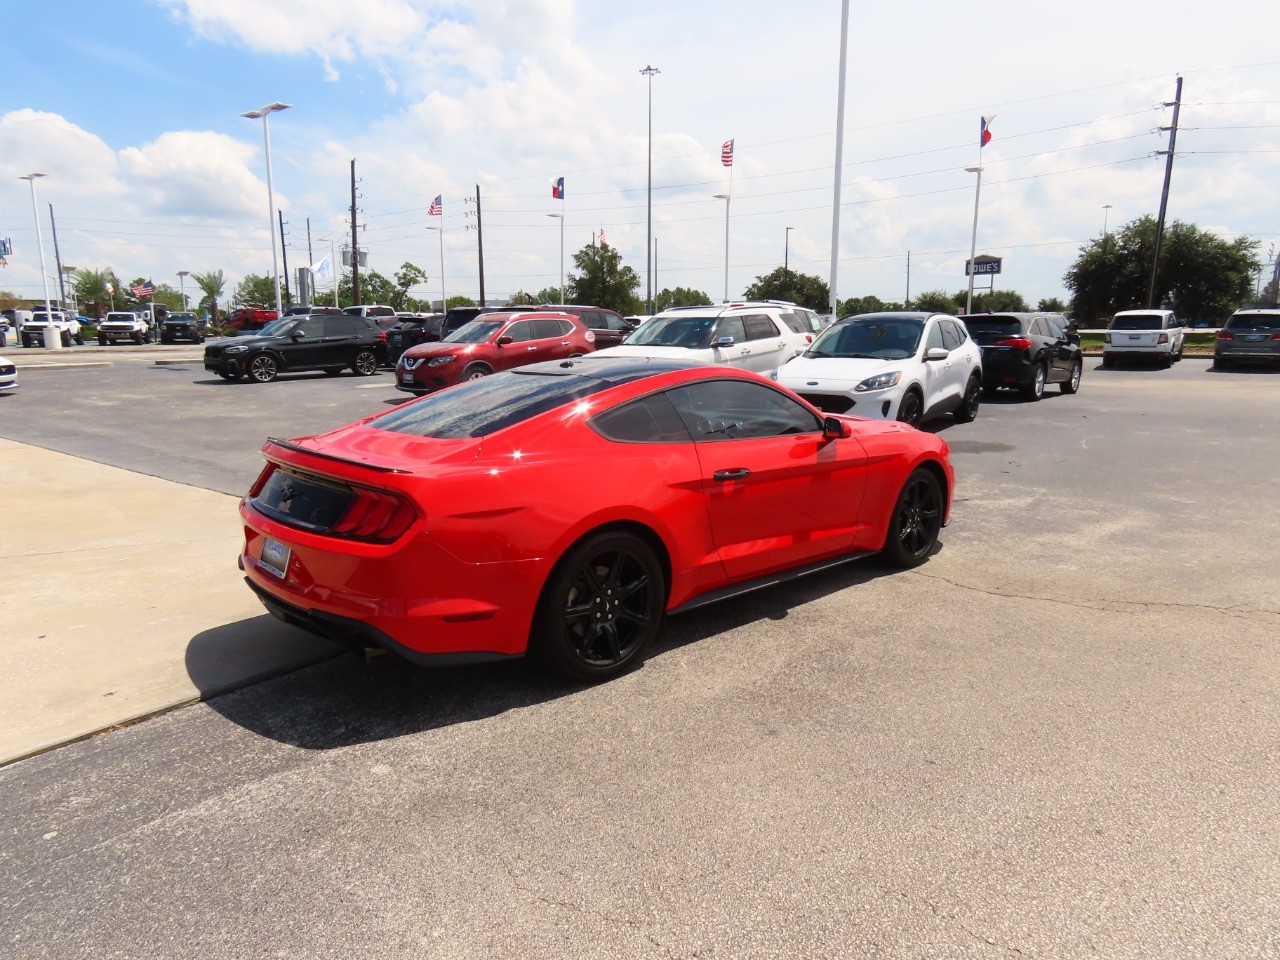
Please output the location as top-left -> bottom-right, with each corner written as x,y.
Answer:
806,319 -> 923,360
623,315 -> 716,349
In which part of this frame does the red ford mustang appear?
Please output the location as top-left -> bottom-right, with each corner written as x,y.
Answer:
239,357 -> 954,680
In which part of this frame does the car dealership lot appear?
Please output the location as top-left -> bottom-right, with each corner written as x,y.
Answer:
1,359 -> 1278,958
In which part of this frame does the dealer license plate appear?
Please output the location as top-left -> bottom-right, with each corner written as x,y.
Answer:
401,374 -> 414,383
1129,334 -> 1142,341
259,537 -> 291,579
1244,334 -> 1263,341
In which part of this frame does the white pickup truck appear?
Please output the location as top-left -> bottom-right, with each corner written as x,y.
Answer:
97,311 -> 154,345
20,310 -> 84,348
1102,309 -> 1185,368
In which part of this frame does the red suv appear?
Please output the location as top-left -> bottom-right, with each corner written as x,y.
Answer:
395,310 -> 595,394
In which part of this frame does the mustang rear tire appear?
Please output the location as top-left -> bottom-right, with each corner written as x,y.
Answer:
532,531 -> 665,682
881,468 -> 943,569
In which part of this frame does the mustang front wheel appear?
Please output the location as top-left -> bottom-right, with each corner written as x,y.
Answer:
533,531 -> 665,682
882,469 -> 943,568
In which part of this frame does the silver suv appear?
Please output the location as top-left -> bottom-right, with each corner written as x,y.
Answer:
1214,309 -> 1280,369
594,300 -> 819,373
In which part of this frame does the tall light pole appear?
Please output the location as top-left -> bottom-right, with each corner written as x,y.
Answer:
176,270 -> 190,310
785,226 -> 794,288
426,226 -> 446,312
964,165 -> 984,317
240,101 -> 291,319
828,0 -> 851,316
1102,203 -> 1114,237
19,173 -> 59,351
713,193 -> 731,300
545,213 -> 564,303
640,65 -> 660,315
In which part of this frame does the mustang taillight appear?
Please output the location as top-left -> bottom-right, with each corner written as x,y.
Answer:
248,462 -> 278,497
330,487 -> 417,543
995,337 -> 1033,350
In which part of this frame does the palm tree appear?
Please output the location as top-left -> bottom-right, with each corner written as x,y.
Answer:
72,268 -> 115,318
191,270 -> 226,322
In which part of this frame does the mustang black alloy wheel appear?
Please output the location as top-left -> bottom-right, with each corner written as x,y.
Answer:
882,468 -> 943,568
534,531 -> 665,681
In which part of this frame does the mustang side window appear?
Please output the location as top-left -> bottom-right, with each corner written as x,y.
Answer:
666,379 -> 821,441
590,394 -> 692,443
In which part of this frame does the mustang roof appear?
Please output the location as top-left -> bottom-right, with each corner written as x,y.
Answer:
514,355 -> 704,384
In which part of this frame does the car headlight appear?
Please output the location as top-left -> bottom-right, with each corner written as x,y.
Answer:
225,345 -> 248,354
428,356 -> 456,366
854,371 -> 902,392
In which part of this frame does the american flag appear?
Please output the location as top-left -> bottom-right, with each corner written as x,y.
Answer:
598,225 -> 607,246
721,138 -> 734,167
130,280 -> 155,297
427,195 -> 442,216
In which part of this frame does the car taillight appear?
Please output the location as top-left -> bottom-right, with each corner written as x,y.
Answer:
1158,332 -> 1168,344
329,486 -> 417,543
378,331 -> 387,343
995,337 -> 1033,350
248,462 -> 277,497
1104,333 -> 1111,344
1217,331 -> 1233,340
1273,332 -> 1280,341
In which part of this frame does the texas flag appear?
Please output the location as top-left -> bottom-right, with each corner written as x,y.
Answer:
981,115 -> 995,148
552,176 -> 564,199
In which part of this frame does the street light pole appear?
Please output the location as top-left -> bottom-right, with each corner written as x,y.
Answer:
713,194 -> 731,300
240,102 -> 291,319
546,213 -> 564,303
1102,203 -> 1113,237
176,270 -> 190,310
427,226 -> 446,311
785,226 -> 794,287
828,0 -> 851,317
964,165 -> 984,317
640,65 -> 660,315
19,173 -> 59,351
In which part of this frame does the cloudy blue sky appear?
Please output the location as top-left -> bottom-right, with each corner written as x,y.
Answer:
3,0 -> 1277,313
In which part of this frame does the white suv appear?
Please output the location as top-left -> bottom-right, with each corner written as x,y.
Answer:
21,310 -> 83,348
592,301 -> 817,373
97,311 -> 153,345
1103,309 -> 1185,367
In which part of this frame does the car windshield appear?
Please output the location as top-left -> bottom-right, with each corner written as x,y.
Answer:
623,315 -> 717,349
444,320 -> 504,344
168,314 -> 196,322
257,318 -> 298,337
371,371 -> 611,439
1111,314 -> 1164,330
805,319 -> 923,360
1226,313 -> 1280,331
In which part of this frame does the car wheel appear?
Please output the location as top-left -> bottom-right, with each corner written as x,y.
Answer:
98,336 -> 109,346
953,376 -> 981,423
74,333 -> 84,346
61,331 -> 72,347
881,468 -> 944,569
1102,354 -> 1115,368
532,530 -> 665,682
160,336 -> 173,345
1160,353 -> 1173,369
248,354 -> 279,383
1022,364 -> 1047,401
323,367 -> 344,376
219,371 -> 242,382
895,390 -> 923,428
133,333 -> 142,345
1212,356 -> 1231,370
462,363 -> 492,381
351,349 -> 378,376
1061,359 -> 1082,394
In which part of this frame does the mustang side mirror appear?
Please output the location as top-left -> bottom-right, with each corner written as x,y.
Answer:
924,347 -> 949,361
496,335 -> 514,346
822,416 -> 850,440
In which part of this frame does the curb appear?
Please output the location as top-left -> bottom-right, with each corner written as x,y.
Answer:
13,360 -> 113,371
153,358 -> 203,366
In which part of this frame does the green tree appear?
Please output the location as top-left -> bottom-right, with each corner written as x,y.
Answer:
392,262 -> 428,311
337,269 -> 398,308
971,289 -> 1029,313
507,289 -> 539,305
912,290 -> 956,313
531,287 -> 563,304
839,294 -> 905,317
234,273 -> 276,306
1037,296 -> 1069,312
72,268 -> 123,318
151,282 -> 184,311
446,295 -> 476,309
743,267 -> 829,311
1063,216 -> 1259,324
191,270 -> 226,321
654,286 -> 712,311
566,243 -> 643,313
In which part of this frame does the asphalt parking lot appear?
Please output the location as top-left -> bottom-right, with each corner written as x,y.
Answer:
2,355 -> 1278,959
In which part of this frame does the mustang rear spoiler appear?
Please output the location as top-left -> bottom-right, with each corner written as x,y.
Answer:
264,437 -> 410,475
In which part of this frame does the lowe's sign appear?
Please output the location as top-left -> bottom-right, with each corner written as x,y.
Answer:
966,255 -> 1002,276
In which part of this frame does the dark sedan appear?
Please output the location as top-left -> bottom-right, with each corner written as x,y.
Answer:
962,312 -> 1082,400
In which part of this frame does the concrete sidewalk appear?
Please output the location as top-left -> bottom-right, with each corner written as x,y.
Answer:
0,438 -> 336,766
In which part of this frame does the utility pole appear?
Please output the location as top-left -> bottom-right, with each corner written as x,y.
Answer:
641,65 -> 660,314
350,159 -> 361,305
49,204 -> 67,306
278,209 -> 291,305
1146,75 -> 1182,309
475,184 -> 485,306
305,216 -> 314,306
906,250 -> 911,308
306,217 -> 314,267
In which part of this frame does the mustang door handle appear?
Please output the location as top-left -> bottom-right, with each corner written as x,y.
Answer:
713,468 -> 751,481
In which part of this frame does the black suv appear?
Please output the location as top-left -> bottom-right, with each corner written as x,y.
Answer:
387,313 -> 447,363
160,312 -> 205,344
204,314 -> 387,383
533,304 -> 633,347
961,312 -> 1083,400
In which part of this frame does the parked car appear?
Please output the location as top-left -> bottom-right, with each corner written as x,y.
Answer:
1213,309 -> 1280,369
772,312 -> 983,427
159,312 -> 205,344
386,313 -> 447,363
224,306 -> 278,333
961,312 -> 1083,399
239,356 -> 954,680
22,310 -> 83,347
0,354 -> 15,392
535,304 -> 633,347
594,301 -> 815,373
98,311 -> 152,345
204,314 -> 387,383
1103,309 -> 1185,367
342,304 -> 397,324
396,310 -> 595,394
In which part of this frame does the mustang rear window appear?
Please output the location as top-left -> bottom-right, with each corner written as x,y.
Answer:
370,371 -> 611,439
